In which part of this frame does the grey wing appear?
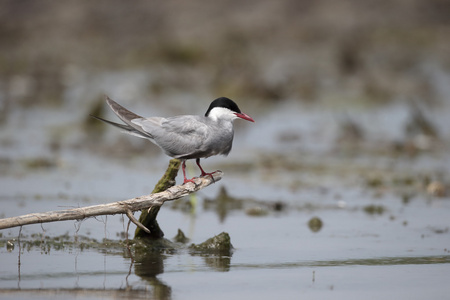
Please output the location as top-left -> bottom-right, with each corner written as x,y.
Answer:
105,96 -> 153,138
132,115 -> 209,158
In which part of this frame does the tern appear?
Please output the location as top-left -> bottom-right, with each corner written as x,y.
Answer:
92,96 -> 254,184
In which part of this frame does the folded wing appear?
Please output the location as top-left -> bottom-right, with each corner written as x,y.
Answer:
132,115 -> 210,158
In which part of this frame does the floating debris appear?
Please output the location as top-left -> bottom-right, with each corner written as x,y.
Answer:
366,175 -> 384,188
6,240 -> 15,252
203,186 -> 287,220
245,206 -> 268,217
363,205 -> 386,215
22,157 -> 57,169
308,217 -> 323,233
429,227 -> 449,234
426,181 -> 447,197
272,201 -> 285,211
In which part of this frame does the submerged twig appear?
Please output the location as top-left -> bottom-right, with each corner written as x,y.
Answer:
0,172 -> 223,230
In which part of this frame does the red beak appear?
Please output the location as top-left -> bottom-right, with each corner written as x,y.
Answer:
235,112 -> 255,122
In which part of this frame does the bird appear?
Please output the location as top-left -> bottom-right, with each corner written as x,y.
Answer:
91,96 -> 255,184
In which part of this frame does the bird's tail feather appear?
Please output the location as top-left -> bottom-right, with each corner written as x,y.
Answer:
90,115 -> 152,139
105,96 -> 143,126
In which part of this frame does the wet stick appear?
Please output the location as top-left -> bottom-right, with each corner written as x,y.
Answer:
134,159 -> 181,239
0,165 -> 222,230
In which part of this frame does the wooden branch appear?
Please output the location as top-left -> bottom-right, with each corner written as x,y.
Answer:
126,209 -> 151,234
0,172 -> 223,230
135,158 -> 181,238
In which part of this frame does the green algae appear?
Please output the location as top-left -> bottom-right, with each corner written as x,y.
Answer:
308,217 -> 323,233
0,234 -> 123,255
173,229 -> 190,244
134,159 -> 180,239
363,205 -> 386,215
189,232 -> 234,256
1,229 -> 232,257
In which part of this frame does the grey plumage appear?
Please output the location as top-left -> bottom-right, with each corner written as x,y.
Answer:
92,96 -> 254,184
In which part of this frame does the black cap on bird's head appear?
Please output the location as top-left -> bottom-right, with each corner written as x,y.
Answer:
205,97 -> 255,122
205,97 -> 241,116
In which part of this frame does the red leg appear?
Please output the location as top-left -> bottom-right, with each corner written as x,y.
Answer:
182,160 -> 196,184
196,158 -> 217,182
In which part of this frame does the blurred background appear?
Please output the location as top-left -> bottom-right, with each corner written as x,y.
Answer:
1,0 -> 450,232
1,0 -> 450,297
1,0 -> 449,155
1,0 -> 450,227
2,0 -> 450,106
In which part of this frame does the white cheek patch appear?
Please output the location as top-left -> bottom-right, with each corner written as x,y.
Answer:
208,107 -> 235,121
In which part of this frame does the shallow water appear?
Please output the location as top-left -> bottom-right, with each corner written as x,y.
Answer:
1,96 -> 450,299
